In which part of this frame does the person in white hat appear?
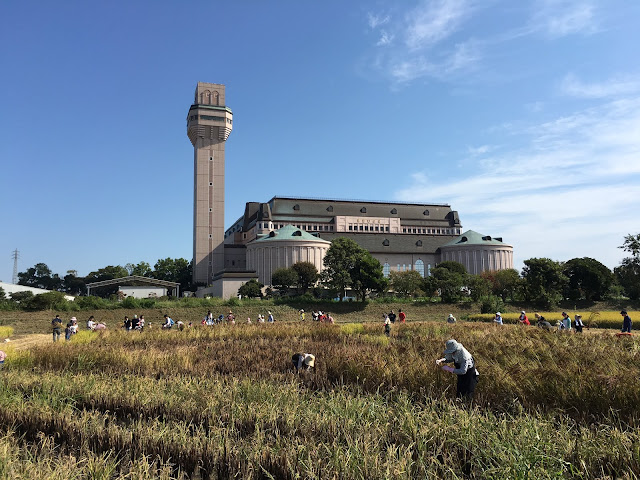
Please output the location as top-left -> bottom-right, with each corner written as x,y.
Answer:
518,311 -> 530,325
292,353 -> 315,372
436,339 -> 479,399
299,309 -> 305,321
447,314 -> 457,324
493,312 -> 503,325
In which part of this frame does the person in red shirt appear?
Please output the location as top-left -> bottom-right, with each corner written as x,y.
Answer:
398,309 -> 406,323
519,310 -> 530,325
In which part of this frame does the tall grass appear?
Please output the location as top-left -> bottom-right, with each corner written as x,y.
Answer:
1,322 -> 639,478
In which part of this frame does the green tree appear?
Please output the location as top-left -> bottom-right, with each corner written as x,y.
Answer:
421,275 -> 437,301
615,234 -> 640,300
153,258 -> 192,292
466,274 -> 491,302
9,291 -> 34,304
389,270 -> 423,297
62,271 -> 86,295
291,262 -> 318,294
563,257 -> 613,301
351,252 -> 388,301
271,268 -> 298,293
126,261 -> 153,277
481,269 -> 522,301
28,291 -> 68,311
322,238 -> 363,300
18,263 -> 62,291
521,258 -> 568,308
238,279 -> 264,298
322,238 -> 386,301
432,261 -> 468,303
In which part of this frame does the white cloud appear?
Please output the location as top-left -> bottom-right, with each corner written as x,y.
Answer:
561,73 -> 640,98
405,0 -> 472,50
365,1 -> 480,86
467,144 -> 494,156
368,13 -> 390,30
396,95 -> 640,269
533,0 -> 597,37
376,30 -> 394,46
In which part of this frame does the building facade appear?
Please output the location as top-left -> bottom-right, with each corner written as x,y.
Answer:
224,197 -> 465,280
188,83 -> 513,297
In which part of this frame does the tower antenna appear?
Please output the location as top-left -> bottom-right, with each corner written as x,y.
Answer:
11,249 -> 19,284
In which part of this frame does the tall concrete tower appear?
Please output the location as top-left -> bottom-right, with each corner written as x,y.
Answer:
187,83 -> 233,285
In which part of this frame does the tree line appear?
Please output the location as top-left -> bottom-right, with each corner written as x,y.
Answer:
7,233 -> 640,308
14,258 -> 192,297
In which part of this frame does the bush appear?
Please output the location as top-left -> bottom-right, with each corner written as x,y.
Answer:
27,291 -> 69,311
75,296 -> 111,310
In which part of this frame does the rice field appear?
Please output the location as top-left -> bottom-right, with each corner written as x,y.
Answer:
0,321 -> 638,479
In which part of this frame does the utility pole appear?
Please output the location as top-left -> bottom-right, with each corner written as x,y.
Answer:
11,249 -> 19,284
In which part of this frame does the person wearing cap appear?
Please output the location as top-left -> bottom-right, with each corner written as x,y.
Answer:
493,312 -> 503,325
621,310 -> 632,333
535,313 -> 552,331
65,317 -> 77,341
574,314 -> 584,333
447,314 -> 456,324
267,311 -> 274,323
519,311 -> 530,325
299,309 -> 305,321
436,339 -> 479,399
292,353 -> 315,372
561,312 -> 571,331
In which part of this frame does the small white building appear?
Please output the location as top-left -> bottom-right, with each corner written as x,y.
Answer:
0,281 -> 75,301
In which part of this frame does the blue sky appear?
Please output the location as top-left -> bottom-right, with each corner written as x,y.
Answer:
1,0 -> 639,282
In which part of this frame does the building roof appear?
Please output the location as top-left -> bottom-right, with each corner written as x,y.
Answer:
441,230 -> 510,247
319,232 -> 456,254
252,225 -> 331,244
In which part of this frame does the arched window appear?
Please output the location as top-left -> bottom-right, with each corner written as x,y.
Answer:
383,263 -> 390,277
415,259 -> 425,277
212,91 -> 219,105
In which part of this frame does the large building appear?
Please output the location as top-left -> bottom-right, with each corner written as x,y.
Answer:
188,83 -> 513,297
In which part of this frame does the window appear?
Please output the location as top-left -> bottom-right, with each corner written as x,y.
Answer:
327,205 -> 333,212
423,209 -> 430,216
390,208 -> 397,214
415,260 -> 425,277
385,226 -> 389,232
416,240 -> 423,246
209,182 -> 213,186
397,264 -> 401,272
349,225 -> 353,231
293,204 -> 300,211
360,207 -> 367,213
201,115 -> 225,122
402,264 -> 406,271
383,263 -> 390,277
382,239 -> 389,246
359,225 -> 363,231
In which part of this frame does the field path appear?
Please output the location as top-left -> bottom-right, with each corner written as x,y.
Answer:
8,334 -> 51,350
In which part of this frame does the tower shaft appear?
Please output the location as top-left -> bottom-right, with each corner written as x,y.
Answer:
187,83 -> 233,285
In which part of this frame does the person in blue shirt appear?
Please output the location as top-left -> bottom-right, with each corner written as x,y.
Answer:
621,310 -> 632,333
561,312 -> 571,331
493,312 -> 503,325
